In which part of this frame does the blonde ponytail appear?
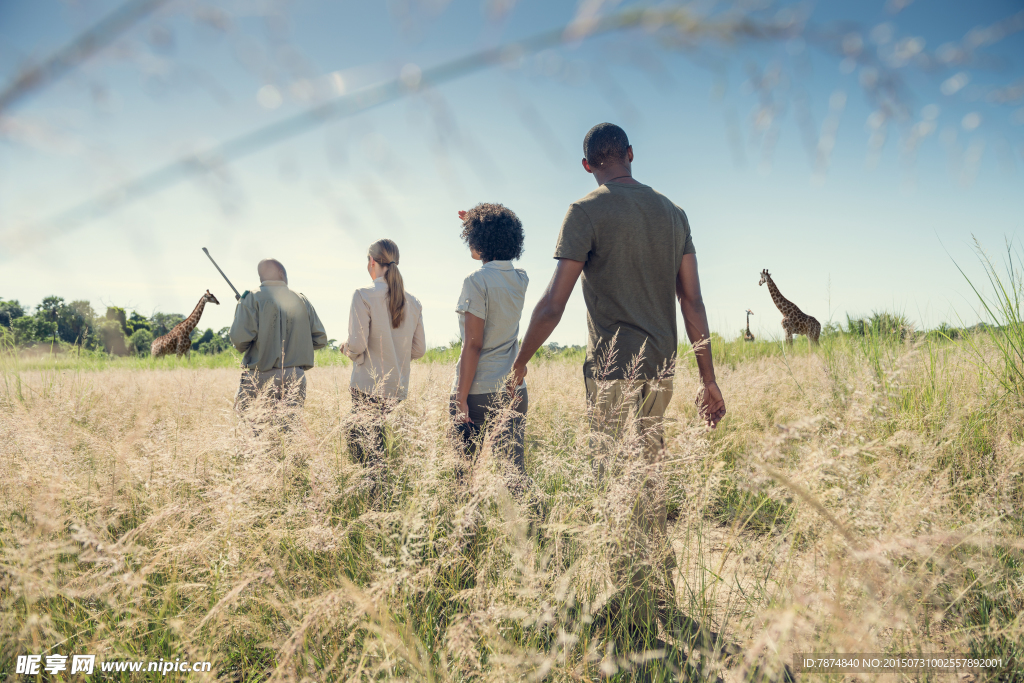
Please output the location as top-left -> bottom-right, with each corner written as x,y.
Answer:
368,239 -> 406,329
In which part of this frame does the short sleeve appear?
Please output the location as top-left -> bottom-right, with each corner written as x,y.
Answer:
553,203 -> 594,262
456,273 -> 486,320
679,206 -> 696,256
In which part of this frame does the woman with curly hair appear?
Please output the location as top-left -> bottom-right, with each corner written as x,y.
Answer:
451,203 -> 531,495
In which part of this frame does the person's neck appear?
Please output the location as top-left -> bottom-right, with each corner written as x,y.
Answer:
593,164 -> 640,186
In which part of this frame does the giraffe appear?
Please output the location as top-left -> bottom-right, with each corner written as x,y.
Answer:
744,309 -> 755,342
758,270 -> 820,345
151,290 -> 220,358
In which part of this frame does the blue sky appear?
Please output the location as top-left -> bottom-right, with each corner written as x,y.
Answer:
1,0 -> 1023,346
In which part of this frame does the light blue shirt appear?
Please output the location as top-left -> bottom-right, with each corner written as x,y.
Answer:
454,261 -> 529,394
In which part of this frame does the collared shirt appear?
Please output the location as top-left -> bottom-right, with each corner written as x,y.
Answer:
454,260 -> 529,395
345,277 -> 426,400
229,280 -> 328,371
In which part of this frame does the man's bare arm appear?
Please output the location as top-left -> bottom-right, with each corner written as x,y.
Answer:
677,253 -> 715,383
509,259 -> 585,388
677,253 -> 726,427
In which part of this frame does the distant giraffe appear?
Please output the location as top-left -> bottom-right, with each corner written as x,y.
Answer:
152,290 -> 220,358
744,309 -> 755,342
758,270 -> 820,345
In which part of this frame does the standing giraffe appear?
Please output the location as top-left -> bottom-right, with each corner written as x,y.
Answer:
744,309 -> 755,342
758,270 -> 820,345
151,290 -> 220,358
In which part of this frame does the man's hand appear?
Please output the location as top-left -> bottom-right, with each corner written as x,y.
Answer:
506,362 -> 528,395
458,210 -> 467,221
509,259 -> 583,395
697,381 -> 726,429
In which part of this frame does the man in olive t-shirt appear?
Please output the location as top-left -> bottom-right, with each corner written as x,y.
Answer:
510,123 -> 729,654
554,176 -> 696,380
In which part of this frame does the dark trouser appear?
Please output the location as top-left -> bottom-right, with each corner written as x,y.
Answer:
235,368 -> 307,433
450,388 -> 529,494
235,367 -> 307,411
347,389 -> 399,468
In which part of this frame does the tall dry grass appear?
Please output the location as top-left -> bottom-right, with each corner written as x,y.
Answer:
1,334 -> 1021,681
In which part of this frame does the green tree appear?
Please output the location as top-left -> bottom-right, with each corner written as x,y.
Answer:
11,317 -> 35,344
191,328 -> 214,349
37,296 -> 64,322
150,312 -> 184,337
217,326 -> 232,348
59,300 -> 95,346
0,299 -> 25,328
13,317 -> 56,345
192,326 -> 233,354
126,311 -> 151,336
129,328 -> 154,356
36,296 -> 64,344
106,307 -> 128,334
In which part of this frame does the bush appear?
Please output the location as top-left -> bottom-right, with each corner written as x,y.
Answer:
12,317 -> 56,344
126,312 -> 151,336
0,300 -> 24,328
59,300 -> 95,346
151,312 -> 185,338
129,329 -> 155,356
97,319 -> 129,355
191,327 -> 233,354
846,311 -> 913,339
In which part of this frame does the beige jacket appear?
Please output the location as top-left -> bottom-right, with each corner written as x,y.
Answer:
230,281 -> 328,371
344,278 -> 425,400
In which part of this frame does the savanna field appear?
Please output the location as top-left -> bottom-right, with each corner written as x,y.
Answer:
1,330 -> 1022,682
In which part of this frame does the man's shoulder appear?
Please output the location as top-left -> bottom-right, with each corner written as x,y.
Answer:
573,183 -> 681,213
246,287 -> 276,307
572,184 -> 614,208
644,186 -> 688,217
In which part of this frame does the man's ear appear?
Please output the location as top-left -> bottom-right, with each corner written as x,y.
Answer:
627,146 -> 634,163
581,158 -> 593,174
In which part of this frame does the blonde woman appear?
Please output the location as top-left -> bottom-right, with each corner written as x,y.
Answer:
343,239 -> 425,467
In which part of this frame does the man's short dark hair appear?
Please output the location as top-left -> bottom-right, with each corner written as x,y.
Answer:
460,203 -> 525,262
584,123 -> 630,168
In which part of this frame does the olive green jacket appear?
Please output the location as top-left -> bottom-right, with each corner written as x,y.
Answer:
229,281 -> 328,371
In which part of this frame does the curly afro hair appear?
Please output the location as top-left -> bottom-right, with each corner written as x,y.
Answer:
460,203 -> 525,262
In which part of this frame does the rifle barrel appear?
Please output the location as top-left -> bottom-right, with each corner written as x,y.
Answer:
202,247 -> 242,300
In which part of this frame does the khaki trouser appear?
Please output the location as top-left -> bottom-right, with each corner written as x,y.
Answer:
585,377 -> 677,634
235,367 -> 307,412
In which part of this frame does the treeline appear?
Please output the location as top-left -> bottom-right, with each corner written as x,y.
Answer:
738,310 -> 978,342
0,296 -> 233,356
